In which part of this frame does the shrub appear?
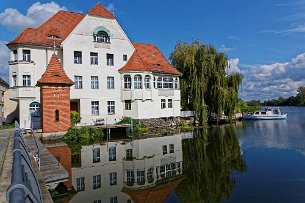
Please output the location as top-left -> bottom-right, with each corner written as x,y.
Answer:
71,112 -> 81,126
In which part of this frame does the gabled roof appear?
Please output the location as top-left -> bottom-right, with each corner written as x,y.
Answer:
7,10 -> 85,46
88,2 -> 115,19
37,53 -> 74,86
119,43 -> 182,75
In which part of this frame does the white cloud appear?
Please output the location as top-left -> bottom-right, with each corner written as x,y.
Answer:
106,3 -> 115,13
0,1 -> 66,33
240,53 -> 305,101
219,44 -> 234,53
0,41 -> 9,82
227,58 -> 241,74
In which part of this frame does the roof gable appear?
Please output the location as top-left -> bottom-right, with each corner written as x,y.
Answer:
37,53 -> 74,86
8,11 -> 85,46
88,2 -> 115,19
119,43 -> 182,75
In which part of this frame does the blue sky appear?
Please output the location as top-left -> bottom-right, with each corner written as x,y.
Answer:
1,0 -> 305,101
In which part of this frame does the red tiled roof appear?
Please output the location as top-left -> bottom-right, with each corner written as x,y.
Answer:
88,2 -> 115,19
122,178 -> 183,203
37,53 -> 74,86
119,43 -> 182,75
8,10 -> 85,46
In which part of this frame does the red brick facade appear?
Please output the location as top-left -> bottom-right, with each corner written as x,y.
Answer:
40,86 -> 71,133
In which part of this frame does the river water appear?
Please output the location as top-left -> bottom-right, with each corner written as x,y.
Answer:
48,107 -> 305,203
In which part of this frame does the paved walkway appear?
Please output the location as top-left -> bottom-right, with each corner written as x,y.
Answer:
0,129 -> 14,203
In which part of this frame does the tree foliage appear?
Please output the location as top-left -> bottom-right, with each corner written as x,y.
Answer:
170,41 -> 243,125
263,86 -> 305,106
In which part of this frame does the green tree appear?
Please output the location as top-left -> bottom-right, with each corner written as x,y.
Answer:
170,41 -> 242,125
296,86 -> 305,105
70,112 -> 81,126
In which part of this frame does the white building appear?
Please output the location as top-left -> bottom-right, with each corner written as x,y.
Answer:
70,134 -> 184,203
6,3 -> 181,129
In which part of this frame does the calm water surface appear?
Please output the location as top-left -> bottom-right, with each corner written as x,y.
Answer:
49,107 -> 305,203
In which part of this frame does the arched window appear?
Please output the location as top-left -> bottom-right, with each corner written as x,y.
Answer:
134,75 -> 142,89
29,102 -> 40,117
144,75 -> 151,89
124,75 -> 131,89
157,77 -> 162,88
94,31 -> 110,43
55,110 -> 59,122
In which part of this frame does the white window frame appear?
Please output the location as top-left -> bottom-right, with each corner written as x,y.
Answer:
147,167 -> 154,183
93,175 -> 101,189
109,146 -> 116,161
134,75 -> 142,89
137,170 -> 145,185
162,145 -> 167,155
22,75 -> 31,86
74,76 -> 83,89
90,52 -> 98,65
168,99 -> 173,108
76,177 -> 85,191
107,54 -> 114,66
126,170 -> 134,183
144,75 -> 150,89
124,75 -> 131,89
74,51 -> 82,64
107,76 -> 115,89
91,76 -> 99,89
157,77 -> 162,88
110,196 -> 118,203
91,101 -> 99,116
109,172 -> 117,186
93,148 -> 100,163
22,50 -> 31,62
169,144 -> 174,153
123,54 -> 128,61
107,101 -> 115,115
125,100 -> 131,110
161,99 -> 166,109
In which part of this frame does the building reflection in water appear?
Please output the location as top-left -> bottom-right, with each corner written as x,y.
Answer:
48,126 -> 246,203
68,133 -> 186,203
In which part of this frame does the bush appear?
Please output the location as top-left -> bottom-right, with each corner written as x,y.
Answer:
118,117 -> 149,134
63,126 -> 104,154
71,112 -> 81,126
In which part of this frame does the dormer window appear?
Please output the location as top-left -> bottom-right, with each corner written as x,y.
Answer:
94,31 -> 110,43
48,35 -> 60,39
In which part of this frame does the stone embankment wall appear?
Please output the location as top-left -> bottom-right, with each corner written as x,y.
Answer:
138,117 -> 181,128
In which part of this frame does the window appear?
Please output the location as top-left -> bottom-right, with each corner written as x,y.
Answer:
126,170 -> 134,184
74,51 -> 82,64
95,31 -> 110,43
110,196 -> 118,203
22,50 -> 31,62
93,148 -> 100,163
93,175 -> 101,189
76,177 -> 85,191
126,149 -> 133,159
109,172 -> 117,186
137,170 -> 145,185
29,102 -> 40,117
125,100 -> 131,110
147,167 -> 154,183
90,52 -> 98,65
175,78 -> 179,89
169,77 -> 174,89
91,101 -> 99,116
160,164 -> 176,178
169,144 -> 174,153
94,200 -> 101,203
107,101 -> 115,115
144,75 -> 150,89
163,77 -> 170,88
168,99 -> 173,108
157,77 -> 162,88
55,110 -> 59,122
109,146 -> 116,161
12,75 -> 17,86
123,54 -> 128,61
91,76 -> 99,89
134,75 -> 142,89
161,99 -> 166,109
74,76 -> 82,89
153,77 -> 156,88
107,54 -> 114,66
22,75 -> 31,86
107,76 -> 115,89
162,145 -> 167,155
13,50 -> 17,61
124,75 -> 131,89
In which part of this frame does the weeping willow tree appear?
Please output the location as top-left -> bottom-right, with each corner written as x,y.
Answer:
175,126 -> 247,202
170,41 -> 243,125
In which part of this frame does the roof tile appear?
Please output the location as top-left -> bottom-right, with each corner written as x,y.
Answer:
88,2 -> 115,19
119,43 -> 182,75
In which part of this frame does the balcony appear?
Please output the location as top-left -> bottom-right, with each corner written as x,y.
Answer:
10,86 -> 36,100
121,89 -> 153,101
8,60 -> 34,65
158,89 -> 180,100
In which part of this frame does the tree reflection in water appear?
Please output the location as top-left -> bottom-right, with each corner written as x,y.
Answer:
176,126 -> 246,203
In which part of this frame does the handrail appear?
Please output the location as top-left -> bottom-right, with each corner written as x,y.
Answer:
6,121 -> 43,203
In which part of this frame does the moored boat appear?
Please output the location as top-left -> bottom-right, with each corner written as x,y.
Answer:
243,107 -> 287,120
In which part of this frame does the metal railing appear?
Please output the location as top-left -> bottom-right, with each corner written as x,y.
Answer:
6,122 -> 43,203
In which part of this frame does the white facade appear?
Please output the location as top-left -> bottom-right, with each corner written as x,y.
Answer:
70,134 -> 183,203
7,10 -> 181,129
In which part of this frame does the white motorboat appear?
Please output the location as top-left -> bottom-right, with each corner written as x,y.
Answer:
243,107 -> 287,120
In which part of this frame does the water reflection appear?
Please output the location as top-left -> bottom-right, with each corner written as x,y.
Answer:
47,126 -> 245,203
176,126 -> 246,203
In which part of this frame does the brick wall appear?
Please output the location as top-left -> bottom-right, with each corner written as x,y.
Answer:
41,85 -> 71,133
